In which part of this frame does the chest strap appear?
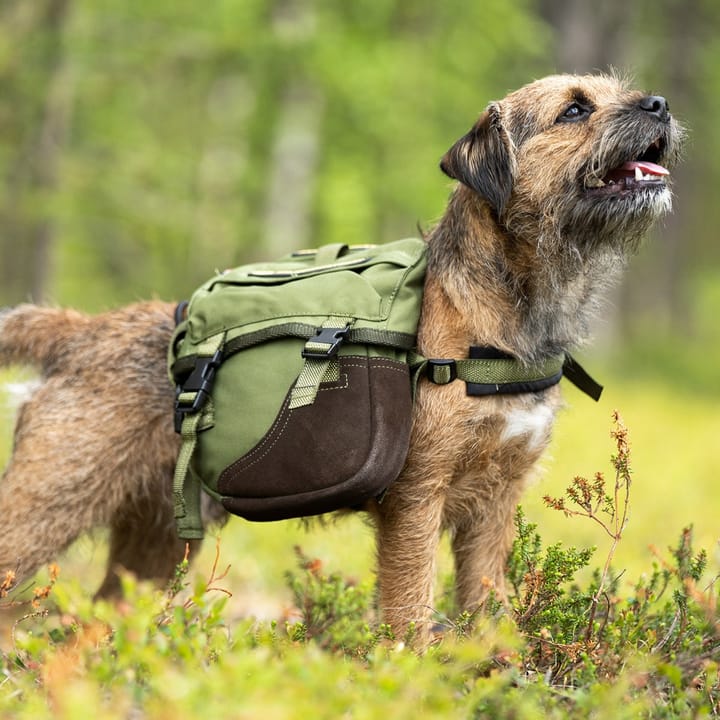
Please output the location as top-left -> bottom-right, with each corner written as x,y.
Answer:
412,347 -> 603,401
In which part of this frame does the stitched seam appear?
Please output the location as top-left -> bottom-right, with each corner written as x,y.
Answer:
340,356 -> 409,375
224,396 -> 292,470
225,407 -> 292,473
342,362 -> 407,374
318,374 -> 349,393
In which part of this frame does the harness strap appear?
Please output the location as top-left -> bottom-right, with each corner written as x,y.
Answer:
172,331 -> 225,539
411,348 -> 602,401
170,324 -> 416,382
173,411 -> 204,539
560,354 -> 604,401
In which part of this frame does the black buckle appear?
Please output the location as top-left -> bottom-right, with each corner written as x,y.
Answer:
426,358 -> 457,384
174,349 -> 223,432
301,325 -> 350,359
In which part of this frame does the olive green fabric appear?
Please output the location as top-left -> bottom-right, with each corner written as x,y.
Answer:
169,239 -> 428,538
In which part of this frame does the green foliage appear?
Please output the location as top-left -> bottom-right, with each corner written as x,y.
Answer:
508,508 -> 595,645
1,413 -> 719,718
284,545 -> 377,653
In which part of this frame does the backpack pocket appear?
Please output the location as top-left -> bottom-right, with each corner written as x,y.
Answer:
215,354 -> 412,520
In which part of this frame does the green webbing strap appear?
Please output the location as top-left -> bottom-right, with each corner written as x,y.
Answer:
174,411 -> 204,539
170,325 -> 416,378
410,351 -> 602,401
445,355 -> 563,385
289,318 -> 352,409
172,331 -> 225,539
289,318 -> 351,409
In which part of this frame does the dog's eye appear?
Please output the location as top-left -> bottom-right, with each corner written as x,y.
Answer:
557,103 -> 591,123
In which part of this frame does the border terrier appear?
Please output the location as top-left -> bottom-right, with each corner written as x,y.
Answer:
0,74 -> 682,644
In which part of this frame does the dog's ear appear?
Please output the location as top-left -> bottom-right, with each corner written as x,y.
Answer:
440,102 -> 516,214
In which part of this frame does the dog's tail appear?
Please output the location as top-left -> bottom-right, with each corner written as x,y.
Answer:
0,304 -> 90,371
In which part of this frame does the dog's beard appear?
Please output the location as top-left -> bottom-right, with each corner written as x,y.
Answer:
510,175 -> 676,262
562,184 -> 673,255
505,185 -> 672,264
570,113 -> 682,253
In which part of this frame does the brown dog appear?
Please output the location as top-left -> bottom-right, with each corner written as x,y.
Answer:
0,74 -> 682,644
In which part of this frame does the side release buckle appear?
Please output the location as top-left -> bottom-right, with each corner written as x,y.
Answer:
174,349 -> 223,432
301,325 -> 350,359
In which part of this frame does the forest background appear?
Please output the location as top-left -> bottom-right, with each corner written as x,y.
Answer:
0,1 -> 720,713
0,0 -> 720,720
3,0 -> 719,333
1,0 -> 720,601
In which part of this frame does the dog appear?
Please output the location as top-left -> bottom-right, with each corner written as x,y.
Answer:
0,74 -> 683,645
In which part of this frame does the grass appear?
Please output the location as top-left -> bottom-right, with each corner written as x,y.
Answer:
1,367 -> 719,717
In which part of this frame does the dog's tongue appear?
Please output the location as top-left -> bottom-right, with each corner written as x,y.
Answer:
622,160 -> 670,176
605,160 -> 670,183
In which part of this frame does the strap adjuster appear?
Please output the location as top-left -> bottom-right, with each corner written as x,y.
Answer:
174,349 -> 223,432
426,358 -> 457,384
301,325 -> 350,359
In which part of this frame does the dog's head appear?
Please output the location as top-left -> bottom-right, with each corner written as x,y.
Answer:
440,74 -> 685,252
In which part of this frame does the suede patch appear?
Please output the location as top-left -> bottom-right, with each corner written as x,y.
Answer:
218,356 -> 412,521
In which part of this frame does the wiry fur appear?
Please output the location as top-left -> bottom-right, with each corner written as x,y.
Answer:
0,303 -> 225,597
0,74 -> 682,645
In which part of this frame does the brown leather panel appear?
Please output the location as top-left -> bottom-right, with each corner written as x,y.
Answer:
218,356 -> 412,521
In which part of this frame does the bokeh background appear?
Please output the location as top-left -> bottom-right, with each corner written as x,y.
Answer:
0,0 -> 719,608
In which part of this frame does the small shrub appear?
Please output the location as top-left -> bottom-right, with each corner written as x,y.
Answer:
506,412 -> 720,713
284,545 -> 379,655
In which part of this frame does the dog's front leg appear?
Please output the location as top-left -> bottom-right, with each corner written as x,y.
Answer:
449,477 -> 526,614
374,486 -> 445,647
451,513 -> 514,614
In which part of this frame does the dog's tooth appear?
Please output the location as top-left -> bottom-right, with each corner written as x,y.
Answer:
586,177 -> 605,188
634,167 -> 643,182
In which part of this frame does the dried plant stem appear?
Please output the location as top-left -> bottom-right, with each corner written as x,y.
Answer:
585,411 -> 631,641
203,537 -> 233,599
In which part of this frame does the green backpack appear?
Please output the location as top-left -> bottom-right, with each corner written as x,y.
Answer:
169,239 -> 428,539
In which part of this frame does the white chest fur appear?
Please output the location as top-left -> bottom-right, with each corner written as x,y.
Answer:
499,402 -> 556,452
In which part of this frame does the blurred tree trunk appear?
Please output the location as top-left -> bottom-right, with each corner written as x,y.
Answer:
538,0 -> 632,73
0,0 -> 73,305
619,2 -> 708,336
262,0 -> 322,257
263,81 -> 322,257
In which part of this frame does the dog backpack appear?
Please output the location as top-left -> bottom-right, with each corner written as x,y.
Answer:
169,239 -> 428,539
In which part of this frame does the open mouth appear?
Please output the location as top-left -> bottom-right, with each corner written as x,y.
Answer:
585,138 -> 670,193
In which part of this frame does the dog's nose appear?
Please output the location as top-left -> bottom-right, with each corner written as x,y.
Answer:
639,95 -> 670,121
